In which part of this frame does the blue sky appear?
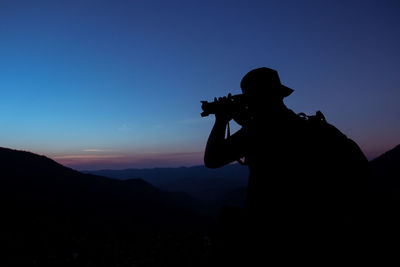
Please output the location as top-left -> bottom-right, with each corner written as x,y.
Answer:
0,0 -> 399,169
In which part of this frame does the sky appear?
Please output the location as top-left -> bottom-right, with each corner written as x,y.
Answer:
0,0 -> 399,170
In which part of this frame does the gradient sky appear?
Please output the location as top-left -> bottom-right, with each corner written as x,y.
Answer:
0,0 -> 399,170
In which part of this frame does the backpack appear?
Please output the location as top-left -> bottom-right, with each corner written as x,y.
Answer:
297,110 -> 373,220
297,110 -> 368,165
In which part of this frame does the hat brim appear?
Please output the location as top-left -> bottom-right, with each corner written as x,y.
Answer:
281,85 -> 294,98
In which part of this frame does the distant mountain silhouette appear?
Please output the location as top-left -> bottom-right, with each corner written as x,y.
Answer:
370,144 -> 400,190
0,147 -> 209,266
367,144 -> 400,253
0,147 -> 201,226
87,164 -> 248,208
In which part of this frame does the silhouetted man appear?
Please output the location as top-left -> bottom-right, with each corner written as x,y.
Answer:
204,67 -> 373,263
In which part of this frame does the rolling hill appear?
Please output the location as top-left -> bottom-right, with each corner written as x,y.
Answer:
370,144 -> 400,190
0,147 -> 209,266
87,164 -> 249,207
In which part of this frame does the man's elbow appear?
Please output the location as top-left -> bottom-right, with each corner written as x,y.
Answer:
204,161 -> 220,169
204,155 -> 224,169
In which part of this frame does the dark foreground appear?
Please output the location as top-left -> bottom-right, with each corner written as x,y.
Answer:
1,145 -> 400,266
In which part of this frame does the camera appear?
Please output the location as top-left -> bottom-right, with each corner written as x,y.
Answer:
201,93 -> 248,120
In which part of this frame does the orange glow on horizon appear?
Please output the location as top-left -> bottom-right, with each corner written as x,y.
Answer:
50,151 -> 204,170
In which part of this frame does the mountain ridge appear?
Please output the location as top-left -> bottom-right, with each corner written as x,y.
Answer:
0,146 -> 213,266
0,146 -> 205,228
370,144 -> 400,189
87,163 -> 249,206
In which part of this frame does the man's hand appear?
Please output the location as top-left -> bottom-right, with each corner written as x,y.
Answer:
214,94 -> 233,123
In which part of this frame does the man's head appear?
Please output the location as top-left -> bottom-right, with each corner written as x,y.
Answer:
240,67 -> 293,103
